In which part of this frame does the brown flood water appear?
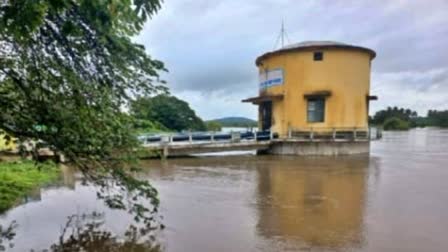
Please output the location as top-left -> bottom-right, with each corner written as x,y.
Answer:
1,128 -> 448,251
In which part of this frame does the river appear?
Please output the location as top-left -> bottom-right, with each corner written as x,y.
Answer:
1,128 -> 448,251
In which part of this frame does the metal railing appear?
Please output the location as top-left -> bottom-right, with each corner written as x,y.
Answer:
285,126 -> 382,141
139,130 -> 279,146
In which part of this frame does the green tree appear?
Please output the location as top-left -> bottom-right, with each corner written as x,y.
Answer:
427,110 -> 448,127
131,95 -> 206,132
0,0 -> 165,226
206,121 -> 222,132
383,117 -> 410,131
371,107 -> 418,127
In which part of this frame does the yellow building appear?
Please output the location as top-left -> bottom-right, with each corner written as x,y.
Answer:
243,41 -> 377,137
0,132 -> 16,152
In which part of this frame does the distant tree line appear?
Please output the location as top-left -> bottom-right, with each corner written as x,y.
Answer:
207,117 -> 258,128
370,107 -> 448,130
425,110 -> 448,128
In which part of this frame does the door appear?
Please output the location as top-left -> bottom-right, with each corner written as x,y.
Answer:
260,101 -> 272,131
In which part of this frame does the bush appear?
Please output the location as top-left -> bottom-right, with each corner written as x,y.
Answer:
206,121 -> 222,132
383,117 -> 410,131
132,119 -> 169,134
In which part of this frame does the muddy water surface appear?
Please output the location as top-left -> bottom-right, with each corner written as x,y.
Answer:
1,129 -> 448,251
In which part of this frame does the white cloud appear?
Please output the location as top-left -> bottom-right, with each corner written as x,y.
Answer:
135,0 -> 448,119
371,68 -> 448,116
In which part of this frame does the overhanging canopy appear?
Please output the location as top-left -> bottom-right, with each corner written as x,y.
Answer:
242,94 -> 284,104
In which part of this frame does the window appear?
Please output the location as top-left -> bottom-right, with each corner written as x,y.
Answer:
314,51 -> 323,61
307,98 -> 325,122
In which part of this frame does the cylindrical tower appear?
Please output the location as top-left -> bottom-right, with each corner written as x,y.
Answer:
243,41 -> 376,138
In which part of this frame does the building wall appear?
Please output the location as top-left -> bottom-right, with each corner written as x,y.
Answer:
0,133 -> 16,151
258,49 -> 372,137
268,141 -> 370,156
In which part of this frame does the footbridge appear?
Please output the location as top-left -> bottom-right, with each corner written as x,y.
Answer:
140,131 -> 276,158
139,127 -> 382,158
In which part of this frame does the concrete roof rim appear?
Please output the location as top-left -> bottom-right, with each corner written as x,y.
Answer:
255,44 -> 376,66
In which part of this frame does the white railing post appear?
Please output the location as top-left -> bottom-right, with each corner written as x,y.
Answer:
288,126 -> 292,139
211,132 -> 215,142
162,145 -> 168,159
353,128 -> 357,141
254,131 -> 257,142
377,127 -> 382,139
310,128 -> 314,141
169,134 -> 173,144
189,131 -> 193,143
270,128 -> 274,140
332,128 -> 336,141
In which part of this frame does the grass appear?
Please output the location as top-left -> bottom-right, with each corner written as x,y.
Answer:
0,160 -> 60,213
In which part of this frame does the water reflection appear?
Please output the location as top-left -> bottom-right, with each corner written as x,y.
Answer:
2,129 -> 448,252
256,156 -> 375,250
0,166 -> 162,252
0,221 -> 17,251
48,212 -> 161,252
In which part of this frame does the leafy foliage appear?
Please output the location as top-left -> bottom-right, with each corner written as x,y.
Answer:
205,121 -> 222,131
371,107 -> 418,126
383,117 -> 410,131
426,110 -> 448,128
132,119 -> 169,134
371,107 -> 448,129
131,95 -> 206,132
208,117 -> 258,128
0,0 -> 166,226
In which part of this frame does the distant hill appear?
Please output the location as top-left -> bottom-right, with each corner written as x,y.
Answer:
208,117 -> 258,127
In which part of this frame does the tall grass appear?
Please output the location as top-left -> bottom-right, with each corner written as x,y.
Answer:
0,161 -> 59,213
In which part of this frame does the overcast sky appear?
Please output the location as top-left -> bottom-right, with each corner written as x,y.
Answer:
136,0 -> 448,120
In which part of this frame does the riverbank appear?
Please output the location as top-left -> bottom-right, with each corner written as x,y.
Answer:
0,160 -> 59,213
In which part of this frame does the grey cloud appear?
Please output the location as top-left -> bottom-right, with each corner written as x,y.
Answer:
135,0 -> 448,118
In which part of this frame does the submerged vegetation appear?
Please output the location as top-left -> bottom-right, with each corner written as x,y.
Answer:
0,161 -> 59,213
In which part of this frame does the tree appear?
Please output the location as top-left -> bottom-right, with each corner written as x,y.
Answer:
131,95 -> 206,132
371,107 -> 418,127
206,121 -> 222,132
1,0 -> 166,227
383,117 -> 410,131
426,110 -> 448,128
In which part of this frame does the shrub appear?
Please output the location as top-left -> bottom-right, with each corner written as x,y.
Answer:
205,121 -> 222,132
383,117 -> 410,131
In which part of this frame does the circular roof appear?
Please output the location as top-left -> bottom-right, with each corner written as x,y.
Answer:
256,40 -> 376,65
